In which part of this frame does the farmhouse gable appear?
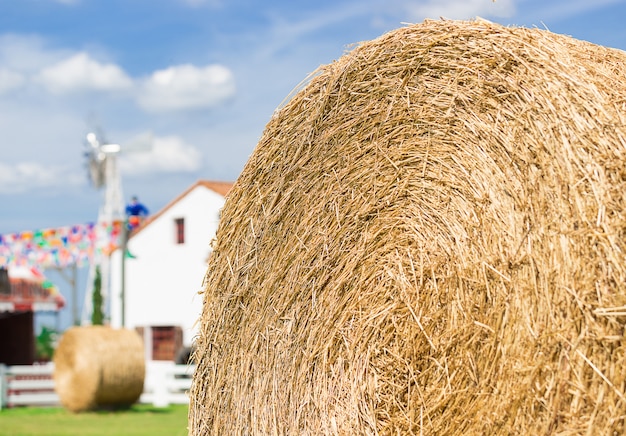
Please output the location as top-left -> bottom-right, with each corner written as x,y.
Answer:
109,179 -> 233,359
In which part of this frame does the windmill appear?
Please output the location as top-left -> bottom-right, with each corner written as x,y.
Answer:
81,128 -> 153,325
81,129 -> 124,325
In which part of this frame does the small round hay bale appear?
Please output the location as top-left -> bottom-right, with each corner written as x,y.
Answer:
53,326 -> 145,412
189,19 -> 626,435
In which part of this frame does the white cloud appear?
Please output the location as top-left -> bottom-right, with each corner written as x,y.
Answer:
0,68 -> 25,94
137,64 -> 235,112
404,0 -> 515,20
0,36 -> 237,113
524,0 -> 623,25
35,52 -> 133,94
0,162 -> 84,194
118,135 -> 203,175
255,3 -> 372,59
0,34 -> 72,72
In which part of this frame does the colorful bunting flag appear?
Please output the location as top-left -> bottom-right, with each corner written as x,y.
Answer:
0,221 -> 123,269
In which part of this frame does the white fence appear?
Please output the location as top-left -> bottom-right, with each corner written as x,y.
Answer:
0,361 -> 194,409
140,361 -> 195,407
0,363 -> 58,408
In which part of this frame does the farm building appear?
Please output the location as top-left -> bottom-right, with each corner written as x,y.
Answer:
0,266 -> 65,365
109,180 -> 233,362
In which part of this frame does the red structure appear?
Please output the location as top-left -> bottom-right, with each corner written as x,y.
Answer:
0,267 -> 65,365
136,325 -> 183,362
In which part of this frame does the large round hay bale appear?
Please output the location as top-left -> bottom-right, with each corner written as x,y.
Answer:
53,326 -> 145,412
189,19 -> 626,435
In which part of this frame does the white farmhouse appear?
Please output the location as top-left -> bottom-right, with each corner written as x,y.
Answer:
109,180 -> 233,361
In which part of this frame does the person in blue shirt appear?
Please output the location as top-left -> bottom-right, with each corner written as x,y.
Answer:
125,196 -> 149,230
126,196 -> 149,217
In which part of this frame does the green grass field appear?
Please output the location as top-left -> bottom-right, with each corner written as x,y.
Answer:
0,404 -> 189,436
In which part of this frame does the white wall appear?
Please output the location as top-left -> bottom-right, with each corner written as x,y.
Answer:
109,185 -> 225,347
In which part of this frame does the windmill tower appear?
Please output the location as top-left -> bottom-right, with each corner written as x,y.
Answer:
81,129 -> 154,325
82,130 -> 125,325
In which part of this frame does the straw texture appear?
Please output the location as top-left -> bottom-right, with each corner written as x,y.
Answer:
54,326 -> 145,412
189,19 -> 626,435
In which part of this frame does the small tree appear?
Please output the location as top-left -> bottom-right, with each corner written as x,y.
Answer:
91,265 -> 104,325
35,326 -> 57,361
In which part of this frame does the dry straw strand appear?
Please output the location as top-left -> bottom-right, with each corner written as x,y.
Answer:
190,19 -> 626,435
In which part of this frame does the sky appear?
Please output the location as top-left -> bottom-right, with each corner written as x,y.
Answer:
1,0 -> 626,330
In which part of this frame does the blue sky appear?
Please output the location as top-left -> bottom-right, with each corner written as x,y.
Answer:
1,0 -> 626,235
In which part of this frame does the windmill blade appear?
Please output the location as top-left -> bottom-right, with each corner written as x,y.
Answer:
88,157 -> 105,188
83,123 -> 118,189
83,133 -> 103,188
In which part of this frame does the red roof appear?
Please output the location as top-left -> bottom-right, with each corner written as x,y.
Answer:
196,180 -> 234,197
0,267 -> 65,313
128,179 -> 235,238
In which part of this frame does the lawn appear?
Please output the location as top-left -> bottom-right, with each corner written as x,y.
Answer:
0,404 -> 189,436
